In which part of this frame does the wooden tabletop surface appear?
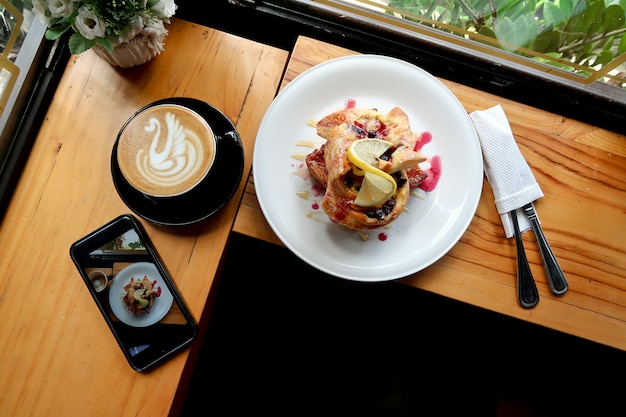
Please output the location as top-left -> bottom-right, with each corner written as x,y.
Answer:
233,36 -> 626,352
1,17 -> 625,417
0,19 -> 288,417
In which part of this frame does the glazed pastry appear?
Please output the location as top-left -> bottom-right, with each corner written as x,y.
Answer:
306,106 -> 428,230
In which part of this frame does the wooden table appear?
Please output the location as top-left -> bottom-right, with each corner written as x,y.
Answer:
0,19 -> 288,417
234,36 -> 626,352
1,18 -> 625,417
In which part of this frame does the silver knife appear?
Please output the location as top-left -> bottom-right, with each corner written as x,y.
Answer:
523,203 -> 568,295
510,209 -> 539,308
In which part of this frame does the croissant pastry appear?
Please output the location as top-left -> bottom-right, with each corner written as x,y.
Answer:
306,106 -> 428,230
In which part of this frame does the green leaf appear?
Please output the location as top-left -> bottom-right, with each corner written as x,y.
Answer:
572,0 -> 590,16
532,51 -> 576,70
389,0 -> 420,12
478,25 -> 496,39
543,1 -> 564,29
534,29 -> 562,52
494,16 -> 517,50
563,1 -> 603,42
558,0 -> 575,18
45,23 -> 71,41
68,33 -> 95,55
95,37 -> 114,53
524,13 -> 539,43
603,4 -> 625,33
494,15 -> 538,50
583,0 -> 605,33
594,49 -> 614,66
476,25 -> 497,47
619,31 -> 626,54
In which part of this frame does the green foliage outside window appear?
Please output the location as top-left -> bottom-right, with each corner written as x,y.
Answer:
386,0 -> 626,86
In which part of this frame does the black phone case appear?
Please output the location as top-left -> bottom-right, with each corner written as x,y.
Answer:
69,214 -> 198,372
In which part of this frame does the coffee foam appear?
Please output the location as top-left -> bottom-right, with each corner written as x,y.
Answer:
117,104 -> 216,197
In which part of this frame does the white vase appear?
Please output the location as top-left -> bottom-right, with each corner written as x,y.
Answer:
91,21 -> 169,68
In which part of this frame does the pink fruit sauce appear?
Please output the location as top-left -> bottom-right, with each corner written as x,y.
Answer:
414,131 -> 432,152
418,155 -> 442,192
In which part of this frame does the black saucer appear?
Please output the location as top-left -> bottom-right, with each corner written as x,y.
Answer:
111,97 -> 244,226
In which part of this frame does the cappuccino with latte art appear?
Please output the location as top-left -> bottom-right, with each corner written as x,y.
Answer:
117,104 -> 216,197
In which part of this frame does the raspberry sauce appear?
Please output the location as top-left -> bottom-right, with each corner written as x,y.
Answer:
414,131 -> 432,151
418,155 -> 442,192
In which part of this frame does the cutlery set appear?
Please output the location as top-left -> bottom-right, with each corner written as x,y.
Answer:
469,105 -> 568,309
510,203 -> 568,308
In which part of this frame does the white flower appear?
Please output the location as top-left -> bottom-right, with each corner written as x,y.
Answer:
31,0 -> 52,25
48,0 -> 76,18
150,0 -> 176,19
74,6 -> 106,40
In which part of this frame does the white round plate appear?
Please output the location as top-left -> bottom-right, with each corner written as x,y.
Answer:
109,262 -> 174,327
253,55 -> 483,282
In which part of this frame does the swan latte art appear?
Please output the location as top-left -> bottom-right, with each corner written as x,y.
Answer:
117,104 -> 216,197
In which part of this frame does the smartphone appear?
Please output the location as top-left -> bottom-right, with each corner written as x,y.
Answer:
70,214 -> 199,372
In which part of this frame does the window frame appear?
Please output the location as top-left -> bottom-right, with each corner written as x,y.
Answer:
0,22 -> 70,218
198,0 -> 626,134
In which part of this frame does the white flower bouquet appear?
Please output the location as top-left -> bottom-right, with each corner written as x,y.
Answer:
29,0 -> 176,55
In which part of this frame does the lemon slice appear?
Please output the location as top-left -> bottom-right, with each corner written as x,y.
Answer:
133,289 -> 150,309
354,171 -> 397,207
347,139 -> 392,171
348,139 -> 397,207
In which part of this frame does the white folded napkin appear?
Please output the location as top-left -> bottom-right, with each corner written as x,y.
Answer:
469,105 -> 544,238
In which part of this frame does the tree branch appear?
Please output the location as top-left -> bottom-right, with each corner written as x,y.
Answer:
559,27 -> 626,53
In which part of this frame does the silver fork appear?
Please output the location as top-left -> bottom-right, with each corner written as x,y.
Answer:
523,203 -> 568,295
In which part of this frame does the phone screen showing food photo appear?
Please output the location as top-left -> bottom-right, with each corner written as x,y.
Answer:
70,215 -> 198,372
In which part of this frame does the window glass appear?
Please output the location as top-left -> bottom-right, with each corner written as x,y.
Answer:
0,0 -> 27,114
319,0 -> 626,88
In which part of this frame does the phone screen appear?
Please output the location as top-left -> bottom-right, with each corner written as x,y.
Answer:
70,215 -> 198,372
